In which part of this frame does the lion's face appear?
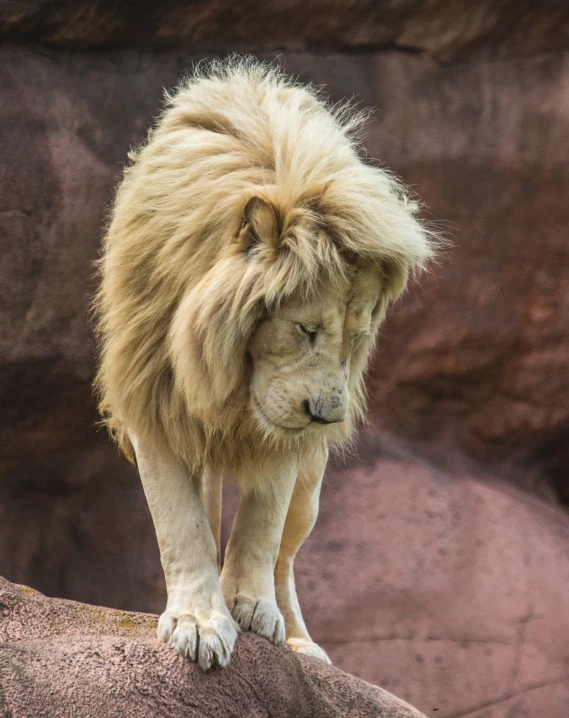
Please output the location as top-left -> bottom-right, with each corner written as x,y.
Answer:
248,264 -> 382,433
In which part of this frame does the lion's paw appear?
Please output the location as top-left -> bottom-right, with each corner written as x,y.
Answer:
157,609 -> 238,670
228,593 -> 285,645
287,637 -> 332,664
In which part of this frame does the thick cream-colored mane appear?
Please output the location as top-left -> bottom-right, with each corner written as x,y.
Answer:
94,57 -> 434,473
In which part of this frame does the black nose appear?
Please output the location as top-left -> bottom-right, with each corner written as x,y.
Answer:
302,399 -> 335,425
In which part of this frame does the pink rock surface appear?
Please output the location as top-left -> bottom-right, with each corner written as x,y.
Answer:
293,445 -> 569,717
0,577 -> 425,718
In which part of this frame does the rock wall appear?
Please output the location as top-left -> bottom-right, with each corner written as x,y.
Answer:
1,0 -> 569,60
1,3 -> 569,717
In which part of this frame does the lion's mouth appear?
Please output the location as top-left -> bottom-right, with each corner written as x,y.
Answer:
252,396 -> 309,433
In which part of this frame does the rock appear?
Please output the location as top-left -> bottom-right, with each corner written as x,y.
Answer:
0,0 -> 568,60
0,576 -> 426,718
355,50 -> 569,501
0,44 -> 177,611
296,441 -> 569,716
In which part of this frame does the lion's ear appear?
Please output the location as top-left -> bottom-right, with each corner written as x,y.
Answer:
238,196 -> 279,252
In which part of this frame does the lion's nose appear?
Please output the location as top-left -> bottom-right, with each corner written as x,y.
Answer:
302,397 -> 346,425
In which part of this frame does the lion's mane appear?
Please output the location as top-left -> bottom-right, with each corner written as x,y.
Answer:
94,57 -> 435,472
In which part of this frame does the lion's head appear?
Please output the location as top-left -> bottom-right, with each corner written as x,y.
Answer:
242,198 -> 383,436
167,187 -> 406,452
248,268 -> 380,434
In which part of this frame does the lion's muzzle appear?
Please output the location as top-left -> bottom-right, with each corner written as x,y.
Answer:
302,387 -> 349,425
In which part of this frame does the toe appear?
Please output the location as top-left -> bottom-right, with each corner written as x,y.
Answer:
199,628 -> 230,670
230,594 -> 256,631
287,637 -> 332,664
197,612 -> 237,670
171,615 -> 198,660
272,614 -> 285,645
250,598 -> 285,645
157,612 -> 176,643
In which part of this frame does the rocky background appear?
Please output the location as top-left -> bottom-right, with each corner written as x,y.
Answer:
1,2 -> 569,717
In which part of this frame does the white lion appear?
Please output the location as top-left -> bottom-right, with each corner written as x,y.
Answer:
94,57 -> 435,670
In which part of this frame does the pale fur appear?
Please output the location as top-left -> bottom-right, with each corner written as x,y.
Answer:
94,56 -> 434,473
93,57 -> 436,668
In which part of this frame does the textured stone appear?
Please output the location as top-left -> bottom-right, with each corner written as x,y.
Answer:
356,51 -> 569,500
297,441 -> 569,716
0,576 -> 425,718
1,0 -> 569,60
0,44 -> 177,611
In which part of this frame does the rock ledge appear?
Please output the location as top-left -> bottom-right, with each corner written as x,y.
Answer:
0,577 -> 425,717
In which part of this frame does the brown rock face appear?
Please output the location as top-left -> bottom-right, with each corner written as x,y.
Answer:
357,52 -> 569,500
0,577 -> 426,718
1,4 -> 569,717
1,0 -> 569,60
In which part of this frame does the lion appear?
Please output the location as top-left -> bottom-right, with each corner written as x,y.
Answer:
94,57 -> 435,670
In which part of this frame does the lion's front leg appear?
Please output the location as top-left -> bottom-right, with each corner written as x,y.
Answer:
275,445 -> 331,663
220,454 -> 298,645
131,434 -> 238,669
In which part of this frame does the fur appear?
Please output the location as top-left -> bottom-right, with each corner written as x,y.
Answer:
93,56 -> 435,475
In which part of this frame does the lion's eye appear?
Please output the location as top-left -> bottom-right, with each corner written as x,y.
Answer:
297,323 -> 317,341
